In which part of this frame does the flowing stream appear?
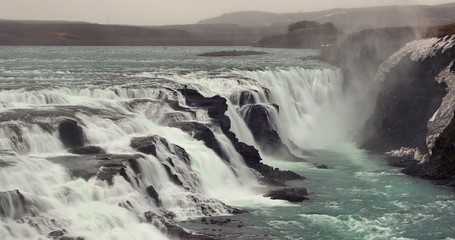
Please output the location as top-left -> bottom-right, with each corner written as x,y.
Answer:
0,46 -> 454,240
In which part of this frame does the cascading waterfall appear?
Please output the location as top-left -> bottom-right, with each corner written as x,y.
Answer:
0,83 -> 263,239
170,66 -> 366,152
236,67 -> 371,150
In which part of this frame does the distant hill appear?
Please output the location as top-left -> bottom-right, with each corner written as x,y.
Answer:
150,24 -> 287,45
198,3 -> 455,33
256,21 -> 340,48
0,21 -> 216,46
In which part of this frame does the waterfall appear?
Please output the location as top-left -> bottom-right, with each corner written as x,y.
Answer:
0,82 -> 262,239
237,67 -> 357,149
0,47 -> 356,239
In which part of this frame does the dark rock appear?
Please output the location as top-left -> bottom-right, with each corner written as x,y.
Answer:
68,146 -> 105,155
241,104 -> 302,160
144,211 -> 215,240
316,164 -> 329,169
241,104 -> 282,151
402,110 -> 455,188
229,90 -> 258,107
58,237 -> 84,240
169,121 -> 224,159
48,230 -> 65,238
130,135 -> 191,164
179,89 -> 230,132
179,88 -> 305,184
130,137 -> 157,156
51,154 -> 142,185
0,190 -> 27,218
97,164 -> 130,185
241,104 -> 279,146
265,188 -> 309,202
162,163 -> 185,187
58,119 -> 85,148
146,185 -> 161,207
362,36 -> 453,153
198,50 -> 266,57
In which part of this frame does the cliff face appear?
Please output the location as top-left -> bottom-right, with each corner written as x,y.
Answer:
326,24 -> 455,187
363,35 -> 455,186
255,21 -> 339,48
363,36 -> 455,153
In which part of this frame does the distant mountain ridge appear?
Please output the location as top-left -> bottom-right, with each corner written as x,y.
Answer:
198,3 -> 455,33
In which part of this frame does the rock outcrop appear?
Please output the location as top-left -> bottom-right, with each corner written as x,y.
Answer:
361,34 -> 455,186
178,89 -> 304,184
58,119 -> 85,148
256,21 -> 339,48
264,187 -> 309,202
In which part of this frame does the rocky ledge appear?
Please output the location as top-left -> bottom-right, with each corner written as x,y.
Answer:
197,50 -> 266,57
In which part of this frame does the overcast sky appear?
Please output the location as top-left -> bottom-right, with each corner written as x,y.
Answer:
0,0 -> 453,25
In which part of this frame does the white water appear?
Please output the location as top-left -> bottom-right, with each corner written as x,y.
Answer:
0,82 -> 265,239
238,67 -> 370,149
170,66 -> 368,151
0,46 -> 372,239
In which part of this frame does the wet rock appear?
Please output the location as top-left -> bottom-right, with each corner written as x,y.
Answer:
97,164 -> 130,185
229,90 -> 258,107
0,190 -> 27,218
402,109 -> 455,188
161,163 -> 185,187
265,188 -> 309,202
179,88 -> 305,185
131,137 -> 157,156
58,237 -> 84,240
58,119 -> 85,148
169,121 -> 224,159
316,164 -> 329,169
179,89 -> 230,132
144,211 -> 214,240
146,185 -> 161,207
241,104 -> 301,160
68,146 -> 105,155
48,230 -> 65,238
52,154 -> 142,185
130,135 -> 191,164
362,37 -> 453,153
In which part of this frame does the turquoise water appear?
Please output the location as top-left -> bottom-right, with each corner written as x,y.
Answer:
252,146 -> 455,240
0,46 -> 454,240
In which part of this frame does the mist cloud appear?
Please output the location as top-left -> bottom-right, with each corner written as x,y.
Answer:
0,0 -> 453,25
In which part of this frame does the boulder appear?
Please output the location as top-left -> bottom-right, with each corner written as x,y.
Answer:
58,119 -> 85,148
264,188 -> 309,202
68,146 -> 105,155
241,104 -> 282,151
146,185 -> 161,207
130,137 -> 157,156
242,104 -> 302,160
